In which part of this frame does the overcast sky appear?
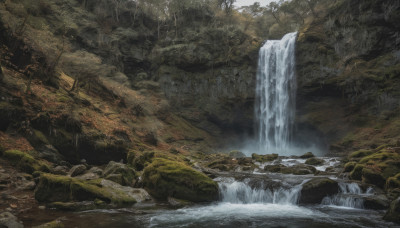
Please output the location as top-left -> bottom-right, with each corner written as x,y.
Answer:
234,0 -> 276,8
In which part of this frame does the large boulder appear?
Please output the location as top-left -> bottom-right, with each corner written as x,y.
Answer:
1,150 -> 50,174
102,161 -> 136,186
0,212 -> 24,228
34,173 -> 137,207
142,158 -> 218,202
299,178 -> 339,204
305,157 -> 324,166
384,197 -> 400,224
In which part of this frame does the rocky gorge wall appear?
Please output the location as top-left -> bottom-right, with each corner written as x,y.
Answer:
295,0 -> 400,154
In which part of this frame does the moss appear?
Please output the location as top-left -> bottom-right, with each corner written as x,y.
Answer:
131,151 -> 154,171
359,150 -> 400,164
344,161 -> 356,172
251,153 -> 278,163
350,164 -> 365,180
362,168 -> 386,188
305,157 -> 324,166
386,173 -> 400,190
33,129 -> 50,144
35,173 -> 136,206
349,149 -> 374,159
229,150 -> 245,158
142,158 -> 218,202
299,152 -> 315,159
2,150 -> 50,174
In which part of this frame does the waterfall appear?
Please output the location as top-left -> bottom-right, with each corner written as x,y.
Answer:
321,182 -> 374,209
218,178 -> 302,205
255,32 -> 297,154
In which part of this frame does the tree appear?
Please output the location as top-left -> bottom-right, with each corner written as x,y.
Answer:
218,0 -> 236,15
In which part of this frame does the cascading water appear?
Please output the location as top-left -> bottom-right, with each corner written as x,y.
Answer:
218,178 -> 302,205
321,182 -> 374,209
255,32 -> 297,154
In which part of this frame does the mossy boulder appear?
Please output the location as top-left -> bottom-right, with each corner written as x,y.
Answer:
349,164 -> 365,180
129,151 -> 154,171
384,197 -> 400,224
305,157 -> 324,166
300,152 -> 315,159
349,149 -> 374,159
142,158 -> 218,202
299,178 -> 339,204
344,161 -> 357,172
386,173 -> 400,190
34,173 -> 137,206
2,150 -> 50,174
251,153 -> 278,163
264,164 -> 286,172
68,164 -> 87,177
362,168 -> 386,188
103,161 -> 136,186
281,165 -> 317,175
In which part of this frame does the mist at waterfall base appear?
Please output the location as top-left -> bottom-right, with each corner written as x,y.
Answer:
238,32 -> 327,156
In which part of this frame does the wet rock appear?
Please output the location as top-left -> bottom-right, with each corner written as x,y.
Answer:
264,164 -> 286,172
103,161 -> 136,186
168,197 -> 192,208
304,157 -> 324,166
52,166 -> 69,175
363,194 -> 389,210
37,145 -> 64,164
68,164 -> 86,177
299,152 -> 314,159
34,173 -> 137,206
299,178 -> 339,204
0,212 -> 24,228
384,197 -> 400,224
88,167 -> 103,176
142,158 -> 218,202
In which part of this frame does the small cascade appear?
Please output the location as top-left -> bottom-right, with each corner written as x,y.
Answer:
321,182 -> 374,209
218,178 -> 302,205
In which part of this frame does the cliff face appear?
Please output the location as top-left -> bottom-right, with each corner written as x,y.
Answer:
296,0 -> 400,153
152,26 -> 260,141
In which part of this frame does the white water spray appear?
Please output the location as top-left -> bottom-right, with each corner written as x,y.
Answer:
255,32 -> 297,154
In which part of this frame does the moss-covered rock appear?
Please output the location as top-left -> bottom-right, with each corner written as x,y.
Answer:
129,151 -> 154,171
350,164 -> 365,180
344,161 -> 357,172
384,197 -> 400,224
142,158 -> 218,202
2,150 -> 50,174
349,149 -> 374,159
34,173 -> 137,206
386,173 -> 400,190
299,178 -> 339,204
362,168 -> 386,188
305,157 -> 324,166
251,153 -> 278,163
299,152 -> 315,159
103,161 -> 136,186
